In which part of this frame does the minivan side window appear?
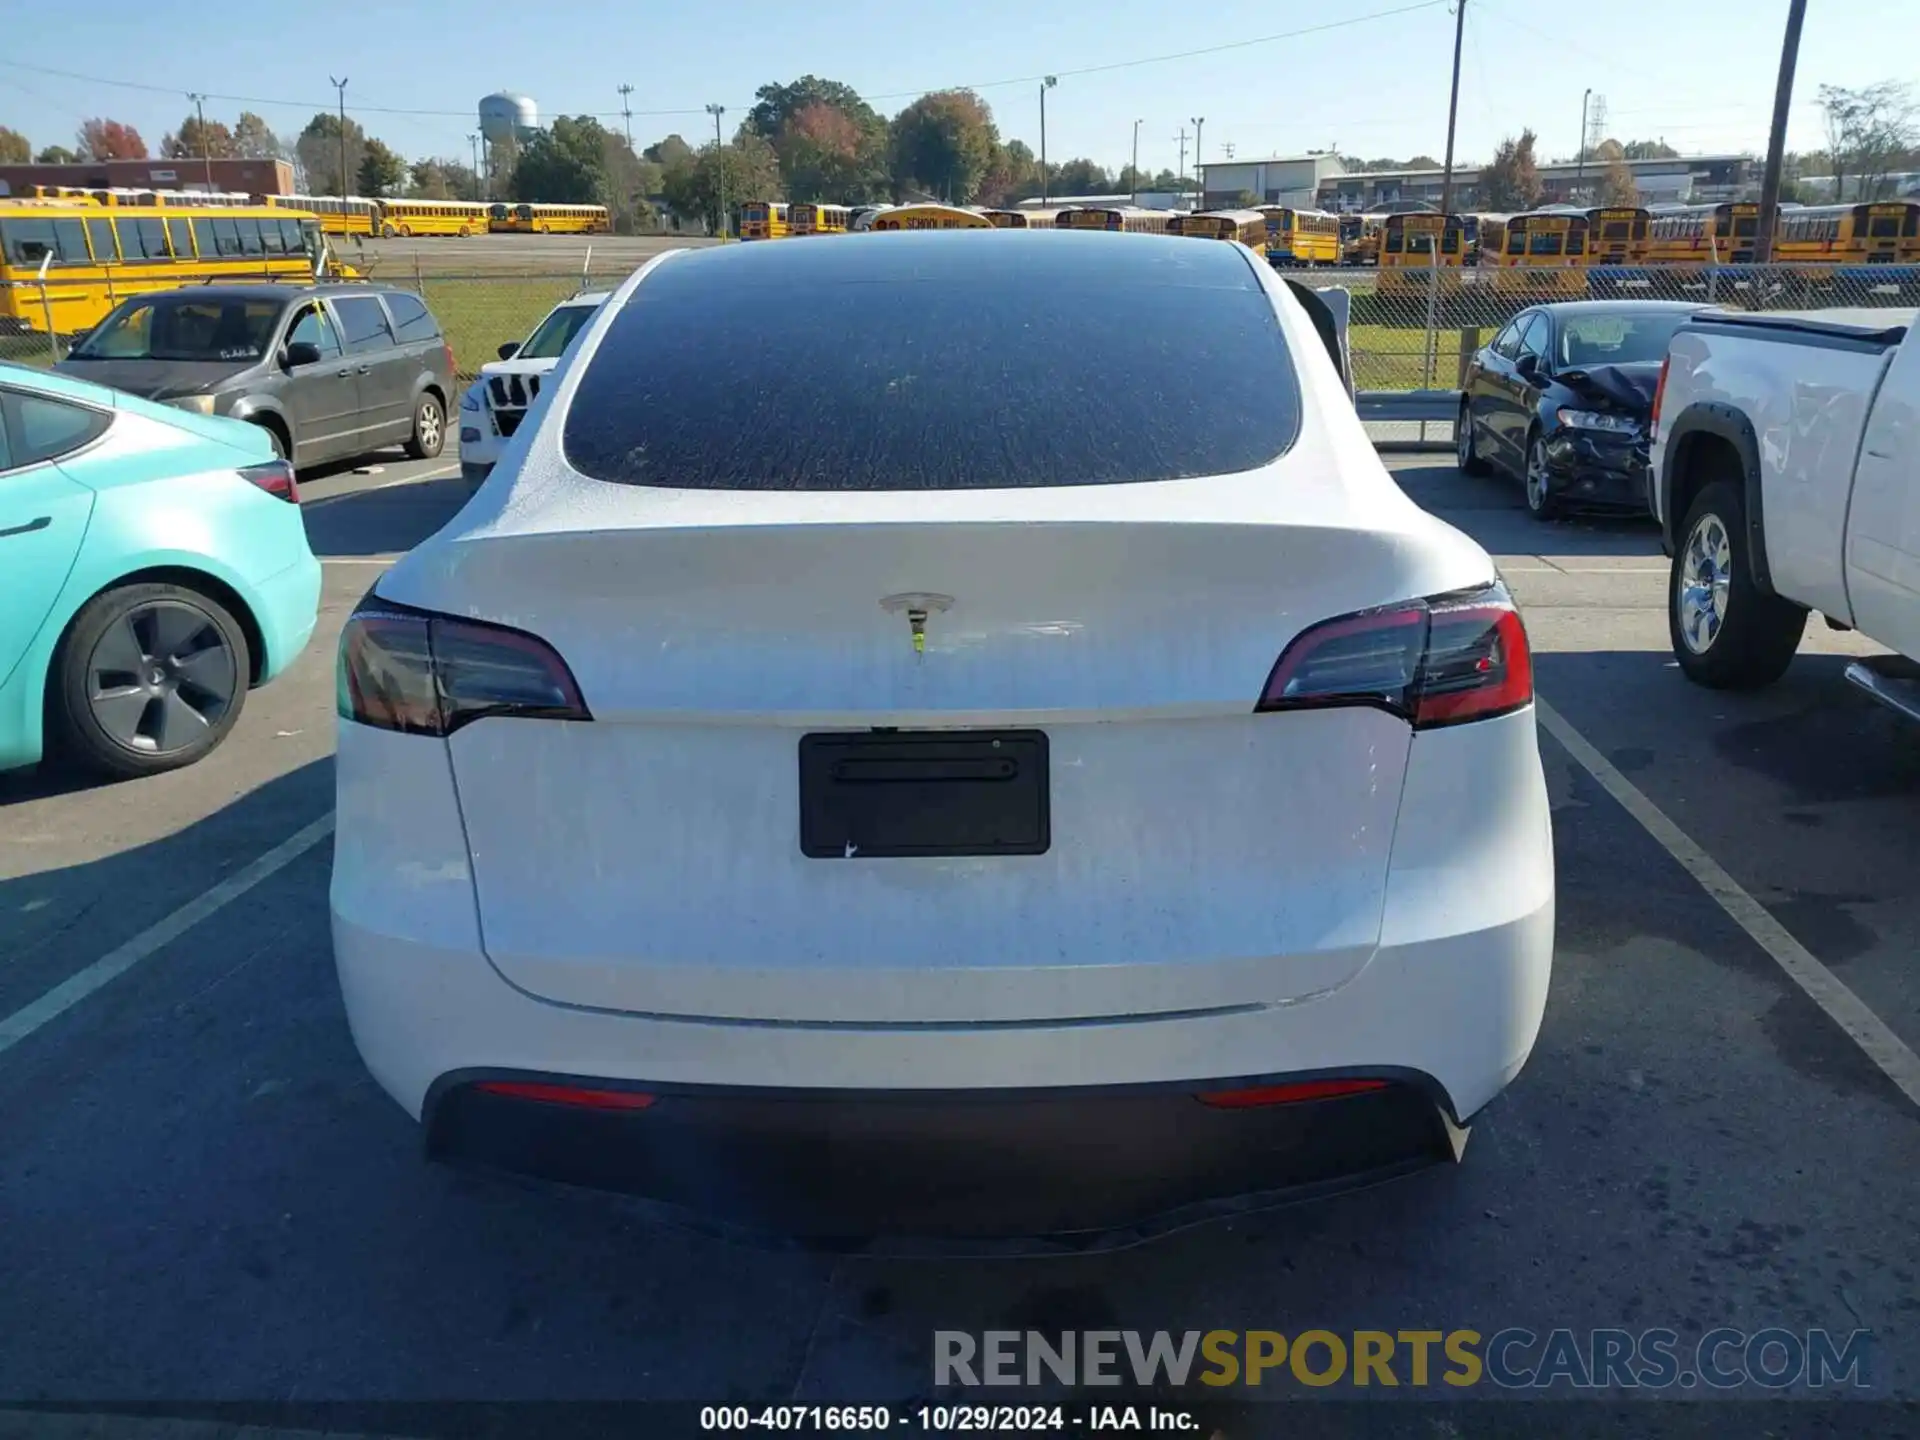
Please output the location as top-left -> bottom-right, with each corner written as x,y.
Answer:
287,303 -> 342,359
384,292 -> 438,343
332,296 -> 394,353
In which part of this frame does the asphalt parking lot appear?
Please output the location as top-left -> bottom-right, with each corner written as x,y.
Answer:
3,451 -> 1919,1432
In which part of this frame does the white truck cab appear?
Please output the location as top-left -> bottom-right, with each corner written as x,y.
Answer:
1652,306 -> 1920,715
458,291 -> 610,486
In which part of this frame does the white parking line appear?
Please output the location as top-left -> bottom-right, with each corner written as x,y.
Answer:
0,814 -> 335,1059
322,556 -> 405,566
1537,697 -> 1920,1111
300,461 -> 459,507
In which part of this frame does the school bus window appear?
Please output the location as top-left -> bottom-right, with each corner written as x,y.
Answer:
86,217 -> 119,263
1869,216 -> 1900,239
1528,230 -> 1562,256
131,217 -> 169,259
168,217 -> 195,258
259,220 -> 285,256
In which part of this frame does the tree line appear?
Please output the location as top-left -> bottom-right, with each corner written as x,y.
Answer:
2,77 -> 1912,232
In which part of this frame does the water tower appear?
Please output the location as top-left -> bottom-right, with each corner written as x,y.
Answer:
478,92 -> 538,199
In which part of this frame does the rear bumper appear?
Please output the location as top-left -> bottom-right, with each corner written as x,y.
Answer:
423,1070 -> 1464,1240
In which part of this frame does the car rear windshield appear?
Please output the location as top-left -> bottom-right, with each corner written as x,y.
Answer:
562,236 -> 1301,489
70,296 -> 283,363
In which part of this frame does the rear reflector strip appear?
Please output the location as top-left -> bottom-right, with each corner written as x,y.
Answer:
473,1081 -> 656,1111
1195,1078 -> 1390,1109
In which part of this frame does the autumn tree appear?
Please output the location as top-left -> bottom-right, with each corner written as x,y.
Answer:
35,144 -> 80,164
1598,154 -> 1640,206
163,113 -> 236,161
357,137 -> 406,197
1481,129 -> 1543,211
0,126 -> 29,164
232,112 -> 283,161
296,112 -> 366,194
78,118 -> 148,160
888,90 -> 998,204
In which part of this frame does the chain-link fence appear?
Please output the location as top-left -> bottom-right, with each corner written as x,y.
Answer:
9,257 -> 1916,392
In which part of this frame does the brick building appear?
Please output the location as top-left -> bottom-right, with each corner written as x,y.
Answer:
0,157 -> 295,199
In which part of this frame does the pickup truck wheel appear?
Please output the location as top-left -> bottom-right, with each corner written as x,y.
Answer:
1457,401 -> 1491,476
1669,480 -> 1807,689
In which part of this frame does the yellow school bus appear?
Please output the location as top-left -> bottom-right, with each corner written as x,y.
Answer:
1487,210 -> 1590,298
377,198 -> 491,237
269,194 -> 380,237
1775,201 -> 1920,265
984,208 -> 1063,229
789,203 -> 851,236
1338,213 -> 1384,266
869,204 -> 992,231
1376,212 -> 1467,296
0,201 -> 338,337
485,202 -> 611,235
739,201 -> 791,239
1581,206 -> 1651,266
1259,207 -> 1341,266
1057,206 -> 1178,235
1170,210 -> 1269,250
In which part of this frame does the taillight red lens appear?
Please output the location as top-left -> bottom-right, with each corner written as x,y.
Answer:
474,1081 -> 655,1110
239,459 -> 298,504
1256,581 -> 1532,730
1649,354 -> 1670,441
336,597 -> 591,736
1196,1078 -> 1390,1108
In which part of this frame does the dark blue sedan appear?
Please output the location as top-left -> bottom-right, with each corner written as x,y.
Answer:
1456,300 -> 1708,521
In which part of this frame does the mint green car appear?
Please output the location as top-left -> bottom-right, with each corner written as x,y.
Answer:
0,363 -> 321,778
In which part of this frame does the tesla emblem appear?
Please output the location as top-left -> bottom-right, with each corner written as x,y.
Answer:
880,593 -> 954,655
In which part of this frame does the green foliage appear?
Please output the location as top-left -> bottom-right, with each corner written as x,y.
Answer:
232,112 -> 283,161
0,126 -> 29,164
888,90 -> 998,204
35,145 -> 80,164
644,133 -> 695,169
746,76 -> 880,140
297,112 -> 367,195
1820,81 -> 1918,201
511,116 -> 614,205
660,133 -> 783,233
1049,157 -> 1112,196
358,138 -> 406,198
1621,139 -> 1679,160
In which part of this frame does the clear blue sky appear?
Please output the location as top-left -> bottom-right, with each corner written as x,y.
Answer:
4,0 -> 1913,177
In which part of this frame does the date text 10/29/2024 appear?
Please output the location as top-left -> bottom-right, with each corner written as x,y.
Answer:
700,1405 -> 1200,1432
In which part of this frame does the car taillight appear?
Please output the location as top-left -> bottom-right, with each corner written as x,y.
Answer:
336,596 -> 591,736
443,340 -> 457,376
1256,581 -> 1532,730
239,459 -> 298,504
1649,354 -> 1670,441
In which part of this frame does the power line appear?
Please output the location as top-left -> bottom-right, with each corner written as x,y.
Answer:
0,3 -> 1448,127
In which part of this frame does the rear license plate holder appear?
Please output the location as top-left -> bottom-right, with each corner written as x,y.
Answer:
798,731 -> 1049,858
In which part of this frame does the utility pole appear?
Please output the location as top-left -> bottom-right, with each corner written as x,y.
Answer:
184,92 -> 214,190
1576,88 -> 1591,201
1040,76 -> 1058,204
617,84 -> 635,152
329,76 -> 349,196
1754,0 -> 1807,263
706,103 -> 726,237
1191,117 -> 1205,205
1131,118 -> 1142,203
468,133 -> 480,200
1437,1 -> 1465,220
1175,128 -> 1189,196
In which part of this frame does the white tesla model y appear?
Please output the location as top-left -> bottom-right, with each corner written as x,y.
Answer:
331,230 -> 1554,1239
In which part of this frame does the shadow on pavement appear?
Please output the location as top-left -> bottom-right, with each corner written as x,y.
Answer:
1391,462 -> 1661,558
0,757 -> 335,1020
302,475 -> 474,558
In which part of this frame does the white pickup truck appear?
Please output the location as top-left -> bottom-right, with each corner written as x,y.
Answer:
1651,306 -> 1920,718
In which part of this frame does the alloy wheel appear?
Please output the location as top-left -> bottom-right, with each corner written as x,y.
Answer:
85,600 -> 238,755
1678,513 -> 1733,655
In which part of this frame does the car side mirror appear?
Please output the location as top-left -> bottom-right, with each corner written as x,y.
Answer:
285,341 -> 322,369
497,341 -> 520,360
1514,353 -> 1542,383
